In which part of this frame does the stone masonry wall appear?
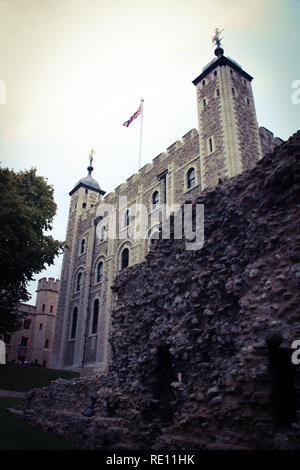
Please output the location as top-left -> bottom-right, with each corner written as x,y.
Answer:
11,131 -> 300,450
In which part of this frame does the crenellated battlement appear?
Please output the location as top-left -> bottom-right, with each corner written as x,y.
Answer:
37,277 -> 60,293
102,128 -> 199,203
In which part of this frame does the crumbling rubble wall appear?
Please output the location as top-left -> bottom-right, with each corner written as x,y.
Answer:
11,131 -> 300,450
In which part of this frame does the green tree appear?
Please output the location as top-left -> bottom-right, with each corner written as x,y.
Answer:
0,167 -> 65,336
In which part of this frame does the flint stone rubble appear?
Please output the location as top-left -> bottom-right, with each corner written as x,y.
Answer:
10,131 -> 300,450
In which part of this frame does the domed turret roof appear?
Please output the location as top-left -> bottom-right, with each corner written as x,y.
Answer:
69,150 -> 105,196
74,172 -> 101,191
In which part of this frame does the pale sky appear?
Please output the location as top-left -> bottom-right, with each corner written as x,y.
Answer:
0,0 -> 299,303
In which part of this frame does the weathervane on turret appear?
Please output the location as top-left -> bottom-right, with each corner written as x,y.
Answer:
89,148 -> 95,167
212,28 -> 224,57
87,148 -> 95,176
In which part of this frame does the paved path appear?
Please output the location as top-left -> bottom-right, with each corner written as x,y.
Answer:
0,389 -> 26,398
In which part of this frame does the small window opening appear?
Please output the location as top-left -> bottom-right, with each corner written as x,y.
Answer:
21,337 -> 28,347
152,191 -> 159,209
100,226 -> 106,241
82,202 -> 86,208
214,70 -> 217,77
124,210 -> 130,228
216,88 -> 220,96
121,248 -> 129,270
202,79 -> 206,86
187,168 -> 196,189
76,272 -> 82,292
209,138 -> 213,153
70,307 -> 78,339
92,299 -> 99,335
203,98 -> 207,107
23,320 -> 30,330
96,262 -> 103,283
42,304 -> 45,312
80,239 -> 85,254
232,87 -> 235,96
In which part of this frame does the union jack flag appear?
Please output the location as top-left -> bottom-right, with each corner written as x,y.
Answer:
123,104 -> 142,127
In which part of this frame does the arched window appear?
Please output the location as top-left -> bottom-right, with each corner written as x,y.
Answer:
96,262 -> 103,283
70,307 -> 78,339
91,299 -> 99,335
124,209 -> 130,227
45,339 -> 49,349
80,239 -> 85,254
121,248 -> 129,270
187,168 -> 196,189
76,272 -> 82,292
100,225 -> 106,242
152,191 -> 159,209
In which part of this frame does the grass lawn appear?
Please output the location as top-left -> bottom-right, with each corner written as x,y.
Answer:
0,363 -> 79,392
0,397 -> 80,450
0,364 -> 82,450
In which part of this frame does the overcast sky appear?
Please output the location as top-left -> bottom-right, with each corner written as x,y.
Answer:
0,0 -> 299,303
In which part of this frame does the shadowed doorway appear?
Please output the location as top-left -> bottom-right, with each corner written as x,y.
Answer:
267,335 -> 298,429
152,345 -> 176,423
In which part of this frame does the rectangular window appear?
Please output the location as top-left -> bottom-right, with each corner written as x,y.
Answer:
23,320 -> 31,330
70,308 -> 78,339
21,337 -> 28,347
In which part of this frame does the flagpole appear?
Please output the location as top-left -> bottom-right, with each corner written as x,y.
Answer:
138,98 -> 144,170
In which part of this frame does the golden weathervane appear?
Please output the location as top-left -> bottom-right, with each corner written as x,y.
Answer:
212,28 -> 224,47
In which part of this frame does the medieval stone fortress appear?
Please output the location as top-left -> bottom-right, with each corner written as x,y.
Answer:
50,31 -> 283,374
4,278 -> 59,367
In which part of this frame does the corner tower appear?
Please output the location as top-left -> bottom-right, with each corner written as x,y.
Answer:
50,150 -> 105,370
193,30 -> 262,189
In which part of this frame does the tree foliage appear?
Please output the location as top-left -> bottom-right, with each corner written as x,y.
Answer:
0,166 -> 65,336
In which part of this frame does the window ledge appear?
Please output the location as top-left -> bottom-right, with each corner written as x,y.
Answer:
184,183 -> 199,195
